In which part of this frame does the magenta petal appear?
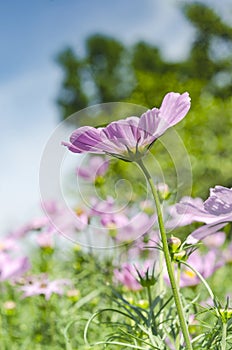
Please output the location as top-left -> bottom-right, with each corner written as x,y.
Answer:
76,167 -> 91,179
156,92 -> 191,136
204,186 -> 232,215
160,92 -> 191,126
69,126 -> 104,153
138,108 -> 159,146
138,92 -> 190,146
102,117 -> 140,151
186,223 -> 227,244
77,156 -> 109,180
63,92 -> 191,158
61,141 -> 83,153
209,186 -> 232,203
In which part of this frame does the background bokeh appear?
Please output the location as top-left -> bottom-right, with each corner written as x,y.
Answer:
1,0 -> 232,231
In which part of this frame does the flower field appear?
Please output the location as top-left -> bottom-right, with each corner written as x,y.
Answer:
1,92 -> 232,349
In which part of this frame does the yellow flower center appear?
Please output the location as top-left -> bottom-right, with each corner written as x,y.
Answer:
75,207 -> 84,216
183,269 -> 196,278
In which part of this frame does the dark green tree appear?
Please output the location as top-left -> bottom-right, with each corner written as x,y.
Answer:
56,2 -> 232,118
182,2 -> 232,96
56,2 -> 232,196
56,48 -> 88,118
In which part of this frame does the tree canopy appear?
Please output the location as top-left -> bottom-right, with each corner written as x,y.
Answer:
55,2 -> 232,197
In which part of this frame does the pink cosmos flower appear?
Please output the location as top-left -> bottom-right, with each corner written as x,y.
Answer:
114,260 -> 154,291
62,92 -> 191,161
164,249 -> 223,288
90,196 -> 119,217
88,196 -> 129,233
76,156 -> 109,181
186,223 -> 226,245
167,196 -> 205,229
11,217 -> 49,238
115,212 -> 156,242
0,253 -> 30,282
114,263 -> 142,291
202,231 -> 226,248
42,200 -> 89,237
176,186 -> 232,243
19,274 -> 71,300
0,235 -> 19,252
222,242 -> 232,263
89,196 -> 156,243
100,212 -> 129,229
178,249 -> 224,288
36,227 -> 55,248
177,186 -> 232,225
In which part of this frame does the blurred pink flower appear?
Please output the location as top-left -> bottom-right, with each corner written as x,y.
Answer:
63,92 -> 190,161
202,231 -> 226,248
19,274 -> 71,300
114,263 -> 142,291
11,217 -> 49,238
0,235 -> 19,252
100,213 -> 129,229
115,212 -> 156,242
0,253 -> 30,282
72,206 -> 89,231
114,260 -> 155,291
90,196 -> 130,230
179,250 -> 224,287
36,227 -> 55,248
222,242 -> 232,263
44,200 -> 90,236
90,196 -> 115,216
77,156 -> 109,181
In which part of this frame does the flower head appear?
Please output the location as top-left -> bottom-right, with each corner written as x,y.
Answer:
76,156 -> 109,181
177,186 -> 232,225
62,92 -> 190,161
19,274 -> 71,300
36,227 -> 55,249
114,263 -> 142,291
164,249 -> 224,288
113,260 -> 155,291
176,186 -> 232,243
0,253 -> 30,282
179,250 -> 224,287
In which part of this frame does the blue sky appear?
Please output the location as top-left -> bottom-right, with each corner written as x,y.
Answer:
0,0 -> 231,231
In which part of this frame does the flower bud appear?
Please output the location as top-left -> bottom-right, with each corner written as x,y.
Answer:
167,236 -> 182,253
94,175 -> 105,187
220,308 -> 232,322
106,222 -> 118,238
157,183 -> 170,200
3,301 -> 16,316
139,275 -> 156,287
66,289 -> 80,302
173,250 -> 186,262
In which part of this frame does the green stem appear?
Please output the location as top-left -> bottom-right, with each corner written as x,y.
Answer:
175,263 -> 181,350
147,285 -> 154,328
177,262 -> 181,290
147,285 -> 152,311
158,246 -> 164,331
137,159 -> 193,350
221,321 -> 227,350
